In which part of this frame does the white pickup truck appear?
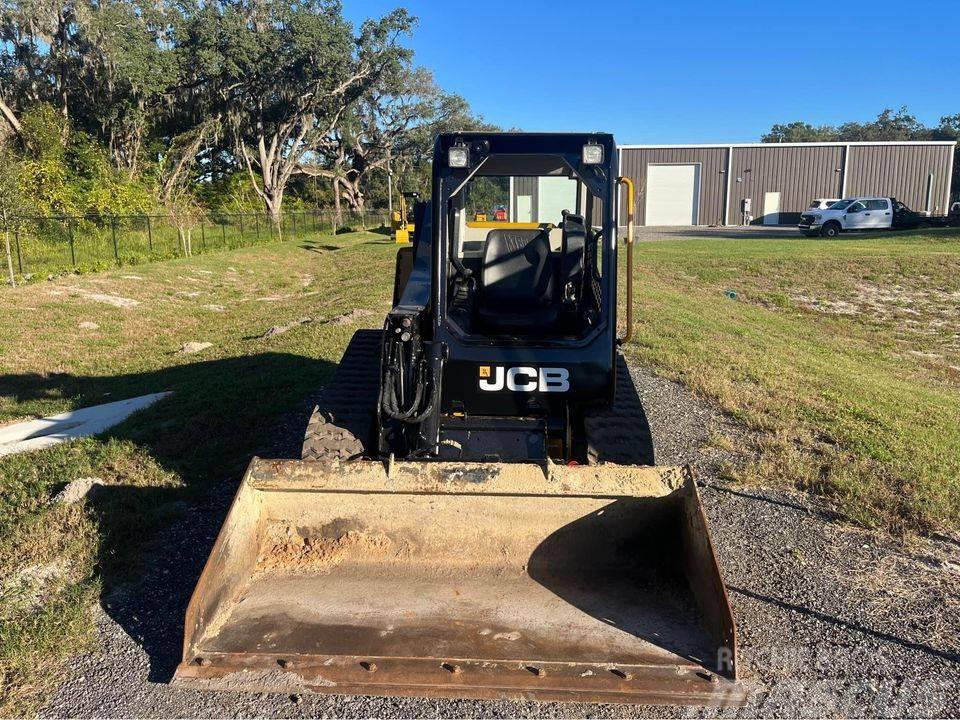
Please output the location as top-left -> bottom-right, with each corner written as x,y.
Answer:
798,196 -> 930,237
807,198 -> 840,211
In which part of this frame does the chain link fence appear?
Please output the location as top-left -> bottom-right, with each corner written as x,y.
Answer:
4,208 -> 388,279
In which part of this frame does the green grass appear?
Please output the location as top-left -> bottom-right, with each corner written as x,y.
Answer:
0,229 -> 396,715
0,226 -> 958,713
625,228 -> 960,533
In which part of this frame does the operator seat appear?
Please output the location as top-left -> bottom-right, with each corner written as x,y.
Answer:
478,228 -> 558,330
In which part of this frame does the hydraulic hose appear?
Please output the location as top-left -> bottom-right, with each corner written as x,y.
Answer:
380,334 -> 439,424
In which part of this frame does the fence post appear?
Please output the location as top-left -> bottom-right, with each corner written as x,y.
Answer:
14,228 -> 22,274
146,215 -> 153,251
111,216 -> 119,261
255,213 -> 260,239
221,221 -> 226,247
239,214 -> 244,238
67,217 -> 76,267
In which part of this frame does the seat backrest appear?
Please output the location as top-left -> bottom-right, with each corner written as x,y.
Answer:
481,229 -> 554,307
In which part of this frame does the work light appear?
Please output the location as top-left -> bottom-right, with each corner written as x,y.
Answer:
582,143 -> 603,165
448,145 -> 469,168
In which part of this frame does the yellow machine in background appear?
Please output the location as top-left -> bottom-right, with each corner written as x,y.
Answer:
392,192 -> 418,243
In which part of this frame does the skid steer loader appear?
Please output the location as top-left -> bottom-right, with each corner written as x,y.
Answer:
173,133 -> 747,706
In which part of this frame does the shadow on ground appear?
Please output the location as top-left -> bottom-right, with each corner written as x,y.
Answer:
1,351 -> 338,683
299,240 -> 342,253
730,585 -> 960,664
10,337 -> 957,703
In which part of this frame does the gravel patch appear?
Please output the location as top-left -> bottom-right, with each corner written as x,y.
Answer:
41,361 -> 960,718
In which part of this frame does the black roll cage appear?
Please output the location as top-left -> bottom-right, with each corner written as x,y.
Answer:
431,132 -> 619,350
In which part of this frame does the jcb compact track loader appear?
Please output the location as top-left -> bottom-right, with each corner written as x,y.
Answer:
173,133 -> 747,706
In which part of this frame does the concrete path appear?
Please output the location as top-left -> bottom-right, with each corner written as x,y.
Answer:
0,393 -> 172,456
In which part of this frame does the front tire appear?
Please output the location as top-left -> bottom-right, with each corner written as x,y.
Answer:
820,221 -> 841,238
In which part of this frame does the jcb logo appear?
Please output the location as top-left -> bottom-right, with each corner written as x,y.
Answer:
478,366 -> 570,393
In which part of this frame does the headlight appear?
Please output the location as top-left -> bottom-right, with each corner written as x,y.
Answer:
448,145 -> 469,168
813,214 -> 822,222
582,143 -> 603,165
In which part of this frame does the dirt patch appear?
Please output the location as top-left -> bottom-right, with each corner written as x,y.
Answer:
73,290 -> 139,309
77,321 -> 99,330
794,281 -> 960,323
203,304 -> 225,312
52,477 -> 104,505
183,669 -> 319,693
0,559 -> 70,612
792,293 -> 861,316
176,341 -> 212,355
791,279 -> 960,360
256,317 -> 314,339
257,524 -> 401,575
329,308 -> 373,326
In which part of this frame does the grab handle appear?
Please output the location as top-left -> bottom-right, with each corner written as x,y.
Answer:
617,176 -> 635,344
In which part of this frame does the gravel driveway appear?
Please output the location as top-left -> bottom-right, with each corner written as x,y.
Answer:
42,360 -> 960,718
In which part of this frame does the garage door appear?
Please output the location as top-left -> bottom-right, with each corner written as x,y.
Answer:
645,164 -> 700,226
537,176 -> 578,224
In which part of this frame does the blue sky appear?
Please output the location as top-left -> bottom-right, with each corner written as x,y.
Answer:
344,0 -> 960,144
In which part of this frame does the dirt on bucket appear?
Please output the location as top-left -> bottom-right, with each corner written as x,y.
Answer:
256,523 -> 407,575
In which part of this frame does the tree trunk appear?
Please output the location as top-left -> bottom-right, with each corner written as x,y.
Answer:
341,176 -> 365,216
4,226 -> 15,287
332,178 -> 343,229
264,191 -> 284,239
0,99 -> 21,136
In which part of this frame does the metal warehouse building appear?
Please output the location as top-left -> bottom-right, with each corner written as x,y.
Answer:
617,141 -> 956,226
504,140 -> 955,227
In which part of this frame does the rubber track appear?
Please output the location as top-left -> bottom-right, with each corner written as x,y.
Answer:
584,352 -> 656,466
301,329 -> 381,461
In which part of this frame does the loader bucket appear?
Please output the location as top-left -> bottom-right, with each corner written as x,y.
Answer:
173,459 -> 747,706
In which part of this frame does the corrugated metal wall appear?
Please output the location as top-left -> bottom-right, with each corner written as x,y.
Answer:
512,176 -> 538,221
619,147 -> 727,225
509,143 -> 954,226
727,145 -> 844,225
845,145 -> 954,214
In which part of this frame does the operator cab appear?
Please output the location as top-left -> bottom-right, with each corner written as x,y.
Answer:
444,154 -> 605,340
